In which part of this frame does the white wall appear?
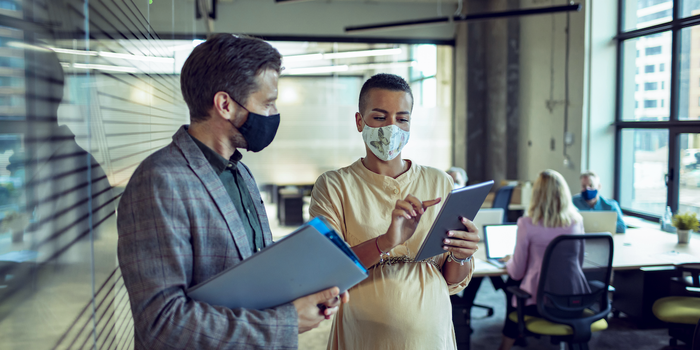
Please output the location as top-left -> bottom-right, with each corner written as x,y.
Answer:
518,0 -> 617,196
582,0 -> 618,198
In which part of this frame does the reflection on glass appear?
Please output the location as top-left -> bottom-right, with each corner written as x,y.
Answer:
680,25 -> 700,121
0,26 -> 26,121
0,134 -> 25,233
619,129 -> 669,215
621,32 -> 672,121
680,134 -> 700,214
682,0 -> 700,18
0,16 -> 452,349
624,0 -> 673,31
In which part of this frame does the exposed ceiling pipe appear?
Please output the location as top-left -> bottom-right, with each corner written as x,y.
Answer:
345,3 -> 581,33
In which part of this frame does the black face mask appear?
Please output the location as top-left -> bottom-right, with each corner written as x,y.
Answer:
231,99 -> 280,152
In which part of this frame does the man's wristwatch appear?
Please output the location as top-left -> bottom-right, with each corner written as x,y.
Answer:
448,251 -> 471,266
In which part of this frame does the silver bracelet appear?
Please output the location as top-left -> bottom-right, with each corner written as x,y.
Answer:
375,237 -> 391,264
448,251 -> 471,266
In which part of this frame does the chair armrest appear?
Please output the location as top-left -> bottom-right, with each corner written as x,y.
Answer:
686,286 -> 700,293
505,286 -> 531,338
507,286 -> 532,300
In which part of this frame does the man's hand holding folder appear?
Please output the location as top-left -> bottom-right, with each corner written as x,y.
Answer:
294,287 -> 350,333
186,217 -> 367,331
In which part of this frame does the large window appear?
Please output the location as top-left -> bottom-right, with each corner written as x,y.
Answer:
617,0 -> 700,218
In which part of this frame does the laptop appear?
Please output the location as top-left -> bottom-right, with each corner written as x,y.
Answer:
473,208 -> 505,241
579,211 -> 618,234
483,224 -> 518,268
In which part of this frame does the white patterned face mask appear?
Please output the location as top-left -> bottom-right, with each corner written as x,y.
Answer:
361,124 -> 410,161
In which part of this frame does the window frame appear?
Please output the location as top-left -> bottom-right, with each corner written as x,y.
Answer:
616,0 -> 700,220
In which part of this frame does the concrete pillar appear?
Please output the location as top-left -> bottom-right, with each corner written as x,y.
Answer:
453,22 -> 468,170
465,0 -> 520,185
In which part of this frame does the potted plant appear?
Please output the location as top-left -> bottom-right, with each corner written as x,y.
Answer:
671,212 -> 699,244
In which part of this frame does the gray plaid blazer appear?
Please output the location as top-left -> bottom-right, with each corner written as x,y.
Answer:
117,126 -> 298,350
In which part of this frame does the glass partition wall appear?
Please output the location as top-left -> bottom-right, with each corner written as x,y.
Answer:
0,1 -> 453,348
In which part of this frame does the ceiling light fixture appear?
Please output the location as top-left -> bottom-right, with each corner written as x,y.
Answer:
49,47 -> 174,63
284,65 -> 350,75
50,48 -> 98,56
283,61 -> 417,75
98,51 -> 174,63
71,63 -> 139,73
283,48 -> 402,63
345,3 -> 581,33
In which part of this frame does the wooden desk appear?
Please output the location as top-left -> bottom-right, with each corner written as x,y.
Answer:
461,227 -> 700,338
471,227 -> 700,277
611,227 -> 700,269
480,202 -> 526,211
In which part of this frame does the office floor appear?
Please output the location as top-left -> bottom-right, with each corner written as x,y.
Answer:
296,278 -> 690,350
0,199 -> 690,350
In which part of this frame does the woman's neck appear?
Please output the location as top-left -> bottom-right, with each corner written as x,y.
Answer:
361,151 -> 409,179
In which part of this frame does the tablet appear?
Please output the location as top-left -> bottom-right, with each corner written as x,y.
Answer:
414,180 -> 495,261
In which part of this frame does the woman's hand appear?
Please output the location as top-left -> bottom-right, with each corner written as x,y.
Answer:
383,194 -> 441,249
442,216 -> 479,260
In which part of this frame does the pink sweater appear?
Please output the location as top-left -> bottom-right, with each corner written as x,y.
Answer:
505,216 -> 586,306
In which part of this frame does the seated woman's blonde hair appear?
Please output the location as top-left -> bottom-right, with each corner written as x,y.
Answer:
528,169 -> 581,228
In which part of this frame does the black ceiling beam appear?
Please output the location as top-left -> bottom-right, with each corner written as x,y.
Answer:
345,3 -> 582,33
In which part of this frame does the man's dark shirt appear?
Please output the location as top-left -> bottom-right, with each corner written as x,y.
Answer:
189,134 -> 264,252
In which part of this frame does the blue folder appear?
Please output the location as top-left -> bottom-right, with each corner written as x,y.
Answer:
187,217 -> 368,310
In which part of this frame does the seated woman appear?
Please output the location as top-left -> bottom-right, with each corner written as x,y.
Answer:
497,169 -> 587,350
309,74 -> 478,350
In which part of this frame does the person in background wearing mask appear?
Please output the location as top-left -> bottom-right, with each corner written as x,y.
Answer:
447,167 -> 468,189
497,170 -> 587,350
117,34 -> 346,350
571,171 -> 626,233
309,74 -> 478,350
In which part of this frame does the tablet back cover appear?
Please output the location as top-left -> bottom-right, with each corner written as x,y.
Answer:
414,181 -> 494,261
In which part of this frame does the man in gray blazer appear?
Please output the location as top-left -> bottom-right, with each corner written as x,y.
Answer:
117,34 -> 347,350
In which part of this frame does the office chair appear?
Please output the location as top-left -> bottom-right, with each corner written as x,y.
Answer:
492,186 -> 515,223
652,263 -> 700,347
507,233 -> 613,350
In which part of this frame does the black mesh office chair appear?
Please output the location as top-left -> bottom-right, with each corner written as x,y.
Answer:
507,233 -> 614,350
492,186 -> 515,223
